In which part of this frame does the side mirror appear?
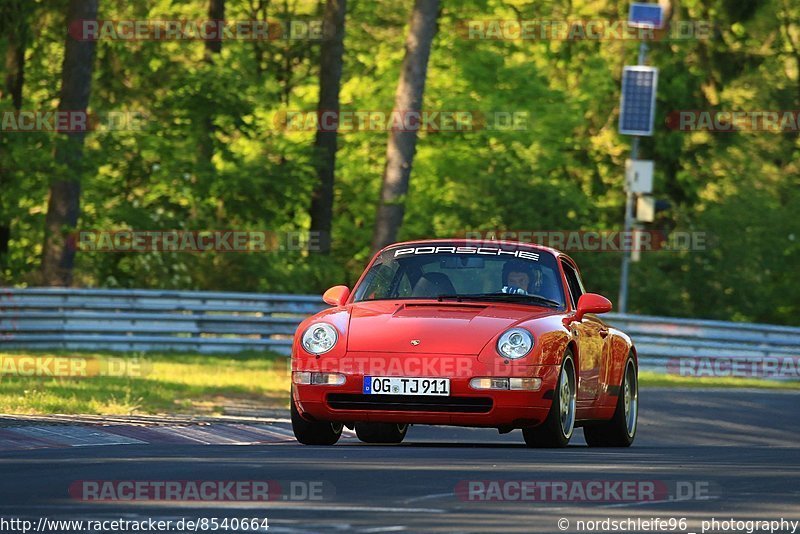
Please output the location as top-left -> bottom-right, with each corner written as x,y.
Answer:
323,285 -> 350,307
574,293 -> 612,322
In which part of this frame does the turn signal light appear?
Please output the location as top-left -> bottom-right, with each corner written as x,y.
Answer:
469,377 -> 542,391
292,372 -> 346,386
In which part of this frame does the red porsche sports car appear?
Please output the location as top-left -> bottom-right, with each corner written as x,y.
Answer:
290,239 -> 638,448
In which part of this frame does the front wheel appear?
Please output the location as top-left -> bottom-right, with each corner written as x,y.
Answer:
584,355 -> 638,447
291,394 -> 343,446
522,350 -> 576,448
355,422 -> 408,444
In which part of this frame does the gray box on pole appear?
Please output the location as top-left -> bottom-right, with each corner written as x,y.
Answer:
625,159 -> 654,193
636,196 -> 656,223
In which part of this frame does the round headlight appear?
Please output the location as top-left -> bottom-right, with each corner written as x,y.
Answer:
302,323 -> 338,355
496,328 -> 533,359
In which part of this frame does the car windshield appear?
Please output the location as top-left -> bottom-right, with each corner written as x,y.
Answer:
352,243 -> 566,308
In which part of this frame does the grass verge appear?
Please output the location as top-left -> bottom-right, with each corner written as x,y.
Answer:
0,351 -> 796,416
0,350 -> 291,415
639,371 -> 800,390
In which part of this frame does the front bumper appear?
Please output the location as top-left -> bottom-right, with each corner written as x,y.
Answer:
292,356 -> 560,428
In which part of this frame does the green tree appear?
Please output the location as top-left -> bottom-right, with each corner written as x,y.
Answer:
41,0 -> 99,286
372,0 -> 441,253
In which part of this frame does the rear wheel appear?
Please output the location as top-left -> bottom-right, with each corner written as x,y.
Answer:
291,394 -> 343,446
355,422 -> 408,444
584,355 -> 638,447
523,350 -> 576,448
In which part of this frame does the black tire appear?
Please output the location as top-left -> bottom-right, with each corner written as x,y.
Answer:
354,422 -> 409,444
291,395 -> 343,446
522,350 -> 577,448
584,355 -> 638,447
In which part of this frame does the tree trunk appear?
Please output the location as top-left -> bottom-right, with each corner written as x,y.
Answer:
199,0 -> 225,169
41,0 -> 99,286
309,0 -> 347,254
4,28 -> 25,109
371,0 -> 440,253
204,0 -> 225,59
0,1 -> 29,274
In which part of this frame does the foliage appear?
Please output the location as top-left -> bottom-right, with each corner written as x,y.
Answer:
0,0 -> 798,324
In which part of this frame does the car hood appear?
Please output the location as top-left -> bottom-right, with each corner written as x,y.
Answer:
346,300 -> 555,354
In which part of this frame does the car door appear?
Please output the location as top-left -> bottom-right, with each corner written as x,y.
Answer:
561,260 -> 606,404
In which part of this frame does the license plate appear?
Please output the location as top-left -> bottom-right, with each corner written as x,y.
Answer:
363,377 -> 450,396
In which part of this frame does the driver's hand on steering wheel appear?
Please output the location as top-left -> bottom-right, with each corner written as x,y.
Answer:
501,286 -> 529,295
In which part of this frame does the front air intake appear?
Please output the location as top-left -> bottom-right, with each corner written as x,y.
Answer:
326,394 -> 493,413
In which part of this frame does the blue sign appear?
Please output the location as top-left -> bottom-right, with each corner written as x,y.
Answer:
629,3 -> 664,29
619,66 -> 659,136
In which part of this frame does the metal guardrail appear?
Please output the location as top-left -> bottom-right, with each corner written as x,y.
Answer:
1,288 -> 798,375
603,314 -> 800,374
0,288 -> 325,355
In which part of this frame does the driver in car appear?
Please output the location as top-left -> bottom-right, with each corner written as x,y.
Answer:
502,261 -> 555,301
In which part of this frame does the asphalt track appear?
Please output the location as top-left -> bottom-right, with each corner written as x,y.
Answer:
0,388 -> 798,534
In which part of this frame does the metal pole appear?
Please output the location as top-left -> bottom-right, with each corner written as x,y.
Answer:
637,41 -> 648,65
618,137 -> 639,314
618,41 -> 648,314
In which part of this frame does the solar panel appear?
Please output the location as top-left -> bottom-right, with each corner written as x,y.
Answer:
629,3 -> 664,29
619,66 -> 659,136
